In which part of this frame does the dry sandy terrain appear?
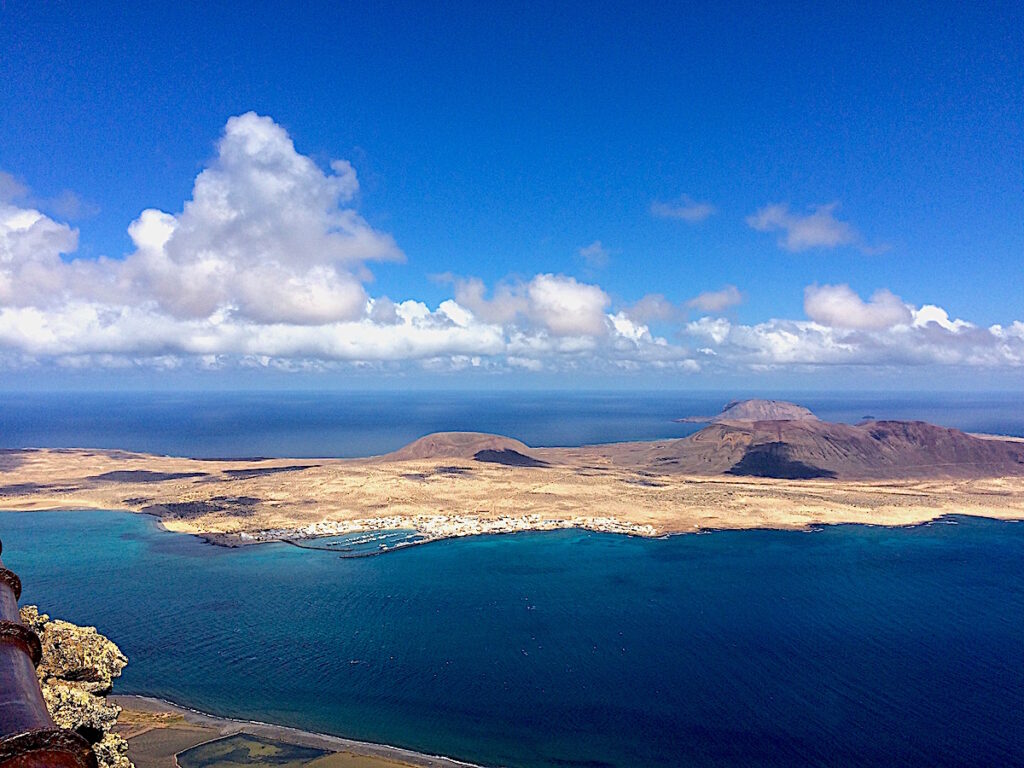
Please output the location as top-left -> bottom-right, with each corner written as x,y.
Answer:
3,442 -> 1023,546
112,696 -> 470,768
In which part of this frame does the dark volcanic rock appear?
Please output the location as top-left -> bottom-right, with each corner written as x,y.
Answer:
474,449 -> 549,467
726,442 -> 837,479
142,498 -> 258,518
88,470 -> 208,483
0,482 -> 83,495
0,481 -> 53,495
210,495 -> 261,505
142,501 -> 223,518
223,464 -> 315,479
435,465 -> 474,475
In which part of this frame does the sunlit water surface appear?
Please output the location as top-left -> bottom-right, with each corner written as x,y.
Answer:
3,510 -> 1024,768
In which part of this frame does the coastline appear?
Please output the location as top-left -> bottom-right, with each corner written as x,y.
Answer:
176,508 -> 1024,553
2,433 -> 1024,555
8,490 -> 1024,545
112,694 -> 482,768
3,503 -> 1022,559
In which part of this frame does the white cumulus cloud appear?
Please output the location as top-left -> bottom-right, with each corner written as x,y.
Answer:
624,293 -> 680,323
527,274 -> 610,337
747,202 -> 861,251
118,112 -> 402,324
0,114 -> 1021,379
683,290 -> 1024,370
803,284 -> 912,330
687,285 -> 744,314
912,304 -> 972,332
0,201 -> 80,306
451,273 -> 612,338
0,155 -> 688,373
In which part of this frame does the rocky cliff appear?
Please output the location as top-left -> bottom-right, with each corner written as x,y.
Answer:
19,606 -> 133,768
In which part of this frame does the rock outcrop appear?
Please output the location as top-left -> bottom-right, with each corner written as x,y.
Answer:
19,606 -> 133,768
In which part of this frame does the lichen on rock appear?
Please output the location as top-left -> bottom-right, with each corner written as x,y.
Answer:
19,605 -> 134,768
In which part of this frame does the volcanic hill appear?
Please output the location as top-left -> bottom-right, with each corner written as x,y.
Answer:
583,400 -> 1024,480
378,401 -> 1024,480
676,398 -> 818,424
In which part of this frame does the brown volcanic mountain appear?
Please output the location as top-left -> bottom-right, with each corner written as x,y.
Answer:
573,401 -> 1024,480
384,431 -> 538,461
665,418 -> 1024,479
713,398 -> 818,423
677,398 -> 818,423
380,402 -> 1024,480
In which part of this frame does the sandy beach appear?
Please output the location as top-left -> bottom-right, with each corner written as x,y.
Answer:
112,695 -> 477,768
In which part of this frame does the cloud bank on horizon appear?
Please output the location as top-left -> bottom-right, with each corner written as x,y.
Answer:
1,113 -> 1022,377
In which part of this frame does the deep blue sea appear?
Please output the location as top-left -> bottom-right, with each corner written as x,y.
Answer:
2,392 -> 1024,766
1,390 -> 1022,457
1,512 -> 1023,767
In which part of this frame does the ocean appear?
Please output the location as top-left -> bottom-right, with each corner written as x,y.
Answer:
1,390 -> 1022,458
2,511 -> 1024,768
2,391 -> 1024,766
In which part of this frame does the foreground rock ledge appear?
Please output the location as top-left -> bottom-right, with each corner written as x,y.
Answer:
20,606 -> 132,768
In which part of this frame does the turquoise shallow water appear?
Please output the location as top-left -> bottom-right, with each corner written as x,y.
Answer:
3,510 -> 1024,767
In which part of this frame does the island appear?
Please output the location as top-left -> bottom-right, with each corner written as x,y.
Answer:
2,400 -> 1023,550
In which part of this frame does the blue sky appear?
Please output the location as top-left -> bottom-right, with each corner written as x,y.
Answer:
0,1 -> 1021,388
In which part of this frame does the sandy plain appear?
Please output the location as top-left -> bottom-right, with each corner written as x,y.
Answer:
3,444 -> 1024,547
